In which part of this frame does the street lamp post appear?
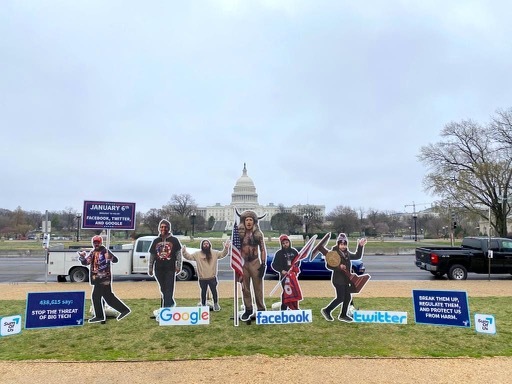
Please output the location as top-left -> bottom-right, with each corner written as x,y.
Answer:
486,204 -> 492,282
190,211 -> 196,238
303,214 -> 309,244
413,214 -> 418,241
76,214 -> 81,242
472,201 -> 493,281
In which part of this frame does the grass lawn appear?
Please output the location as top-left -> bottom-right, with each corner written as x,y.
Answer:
0,237 -> 459,254
0,296 -> 510,361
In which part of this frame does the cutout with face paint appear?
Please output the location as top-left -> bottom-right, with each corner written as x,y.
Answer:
235,209 -> 267,322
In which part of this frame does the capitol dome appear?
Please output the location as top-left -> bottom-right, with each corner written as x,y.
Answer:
231,163 -> 259,207
198,163 -> 325,232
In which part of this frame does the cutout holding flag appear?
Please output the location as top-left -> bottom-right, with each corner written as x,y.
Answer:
231,209 -> 267,324
281,271 -> 302,308
270,234 -> 317,310
230,216 -> 243,279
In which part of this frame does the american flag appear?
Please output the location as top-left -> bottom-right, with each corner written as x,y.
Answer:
230,217 -> 243,278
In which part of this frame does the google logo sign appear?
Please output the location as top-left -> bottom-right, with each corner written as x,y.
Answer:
158,307 -> 210,326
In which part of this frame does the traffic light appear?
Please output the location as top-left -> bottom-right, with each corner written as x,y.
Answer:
451,212 -> 457,229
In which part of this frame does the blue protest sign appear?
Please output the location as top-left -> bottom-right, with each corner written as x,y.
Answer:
82,201 -> 136,230
25,291 -> 85,329
413,289 -> 470,327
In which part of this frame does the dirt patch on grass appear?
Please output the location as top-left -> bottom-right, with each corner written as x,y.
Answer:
2,279 -> 511,300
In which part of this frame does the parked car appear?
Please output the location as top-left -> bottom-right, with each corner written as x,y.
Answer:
47,237 -> 199,282
266,252 -> 365,278
415,236 -> 512,280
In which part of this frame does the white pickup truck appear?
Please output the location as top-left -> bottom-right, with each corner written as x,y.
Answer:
47,236 -> 198,283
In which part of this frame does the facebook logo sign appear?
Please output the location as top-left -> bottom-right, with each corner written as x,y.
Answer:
256,310 -> 312,325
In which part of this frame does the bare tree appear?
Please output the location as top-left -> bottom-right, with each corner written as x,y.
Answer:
19,210 -> 43,233
326,205 -> 359,234
163,194 -> 197,217
418,113 -> 512,236
277,204 -> 288,214
270,212 -> 302,234
60,207 -> 79,231
159,194 -> 198,235
365,208 -> 396,236
168,213 -> 189,235
296,204 -> 324,232
11,206 -> 25,227
143,208 -> 164,234
8,206 -> 31,238
491,108 -> 512,148
0,209 -> 11,234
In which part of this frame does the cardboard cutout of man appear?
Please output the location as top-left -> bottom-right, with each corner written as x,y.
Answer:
78,235 -> 131,323
148,219 -> 182,312
271,234 -> 303,310
182,239 -> 230,311
238,210 -> 267,321
320,233 -> 368,322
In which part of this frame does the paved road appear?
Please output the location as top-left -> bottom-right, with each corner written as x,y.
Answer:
1,255 -> 510,283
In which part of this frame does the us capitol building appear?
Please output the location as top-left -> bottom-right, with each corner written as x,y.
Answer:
195,164 -> 325,231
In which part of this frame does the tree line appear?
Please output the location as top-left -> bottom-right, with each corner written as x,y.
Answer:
3,107 -> 512,240
0,197 -> 486,241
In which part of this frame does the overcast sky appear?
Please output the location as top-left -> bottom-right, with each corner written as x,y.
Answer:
2,1 -> 511,216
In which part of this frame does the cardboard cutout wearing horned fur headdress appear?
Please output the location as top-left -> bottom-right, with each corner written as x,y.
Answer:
235,209 -> 267,322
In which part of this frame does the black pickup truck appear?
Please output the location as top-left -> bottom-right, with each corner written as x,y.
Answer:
415,237 -> 512,280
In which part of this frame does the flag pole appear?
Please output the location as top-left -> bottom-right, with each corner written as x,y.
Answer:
269,274 -> 287,296
233,272 -> 239,327
230,238 -> 240,327
230,210 -> 244,326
